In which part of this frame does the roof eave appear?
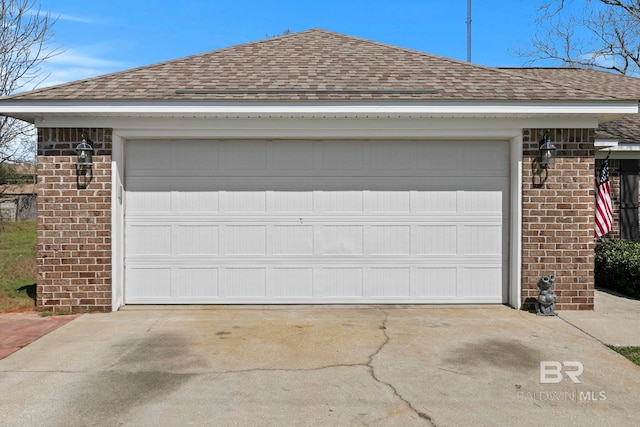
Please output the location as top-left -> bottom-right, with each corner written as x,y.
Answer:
0,99 -> 637,123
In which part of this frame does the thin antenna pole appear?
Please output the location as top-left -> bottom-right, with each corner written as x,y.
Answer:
467,0 -> 472,62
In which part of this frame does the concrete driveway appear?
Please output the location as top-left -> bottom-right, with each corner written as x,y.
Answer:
1,304 -> 640,426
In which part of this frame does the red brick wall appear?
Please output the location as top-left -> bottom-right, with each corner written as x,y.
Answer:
522,129 -> 595,310
34,127 -> 597,312
37,128 -> 112,313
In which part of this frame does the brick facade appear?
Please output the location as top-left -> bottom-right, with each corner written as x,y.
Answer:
34,127 -> 598,312
521,129 -> 595,310
37,128 -> 113,313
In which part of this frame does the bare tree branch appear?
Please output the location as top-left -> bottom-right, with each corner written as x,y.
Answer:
0,0 -> 59,165
520,0 -> 640,76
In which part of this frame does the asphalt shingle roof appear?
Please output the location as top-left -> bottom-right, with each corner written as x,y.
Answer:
4,29 -> 627,102
502,67 -> 640,143
597,115 -> 640,143
500,67 -> 640,101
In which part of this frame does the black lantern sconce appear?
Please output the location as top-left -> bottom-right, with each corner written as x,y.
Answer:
75,133 -> 94,189
539,133 -> 558,167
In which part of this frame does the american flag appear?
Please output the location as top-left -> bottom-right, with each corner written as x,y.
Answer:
595,159 -> 613,238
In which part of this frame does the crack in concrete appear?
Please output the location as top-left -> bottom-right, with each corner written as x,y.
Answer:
145,317 -> 162,333
366,309 -> 436,426
163,363 -> 372,376
12,309 -> 436,424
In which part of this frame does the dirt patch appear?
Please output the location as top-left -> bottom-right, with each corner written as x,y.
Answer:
0,296 -> 35,313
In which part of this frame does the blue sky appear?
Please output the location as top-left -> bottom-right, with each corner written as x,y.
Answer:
36,0 -> 541,87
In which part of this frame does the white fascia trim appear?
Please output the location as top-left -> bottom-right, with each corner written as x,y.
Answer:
594,139 -> 619,147
1,100 -> 637,117
599,145 -> 640,151
596,145 -> 640,158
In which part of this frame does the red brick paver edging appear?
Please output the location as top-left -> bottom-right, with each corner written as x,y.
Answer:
0,312 -> 80,360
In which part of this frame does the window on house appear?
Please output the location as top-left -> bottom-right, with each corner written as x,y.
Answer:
620,159 -> 640,241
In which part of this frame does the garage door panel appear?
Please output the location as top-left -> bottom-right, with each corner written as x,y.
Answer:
125,139 -> 509,304
272,141 -> 315,170
322,267 -> 363,297
460,266 -> 503,298
127,176 -> 506,192
416,225 -> 457,254
370,141 -> 416,170
225,268 -> 266,297
124,262 -> 504,302
462,225 -> 502,255
225,225 -> 266,255
270,268 -> 314,298
462,141 -> 509,173
175,192 -> 219,212
127,192 -> 171,213
461,191 -> 503,214
321,140 -> 367,171
172,140 -> 220,170
130,141 -> 171,170
368,225 -> 411,255
369,267 -> 411,297
321,225 -> 364,255
127,225 -> 171,255
126,268 -> 171,300
273,225 -> 314,255
417,143 -> 460,171
176,268 -> 219,298
221,140 -> 267,170
414,267 -> 457,297
176,225 -> 219,255
128,140 -> 508,179
413,191 -> 457,213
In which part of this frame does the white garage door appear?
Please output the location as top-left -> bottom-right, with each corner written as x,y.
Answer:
124,139 -> 509,304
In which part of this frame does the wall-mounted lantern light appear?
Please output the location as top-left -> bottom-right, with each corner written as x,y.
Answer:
75,133 -> 94,189
539,133 -> 558,166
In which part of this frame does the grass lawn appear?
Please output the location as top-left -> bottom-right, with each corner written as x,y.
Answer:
608,346 -> 640,366
0,221 -> 37,312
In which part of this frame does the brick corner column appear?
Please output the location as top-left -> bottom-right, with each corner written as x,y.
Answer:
37,128 -> 113,313
521,128 -> 595,311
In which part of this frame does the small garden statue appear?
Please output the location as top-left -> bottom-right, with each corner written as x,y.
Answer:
536,275 -> 557,316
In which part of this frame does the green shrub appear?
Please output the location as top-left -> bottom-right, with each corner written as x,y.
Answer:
595,240 -> 640,298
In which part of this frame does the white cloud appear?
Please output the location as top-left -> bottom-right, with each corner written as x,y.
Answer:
52,13 -> 98,24
14,10 -> 129,89
40,67 -> 107,88
37,47 -> 130,88
47,48 -> 127,69
26,9 -> 98,24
